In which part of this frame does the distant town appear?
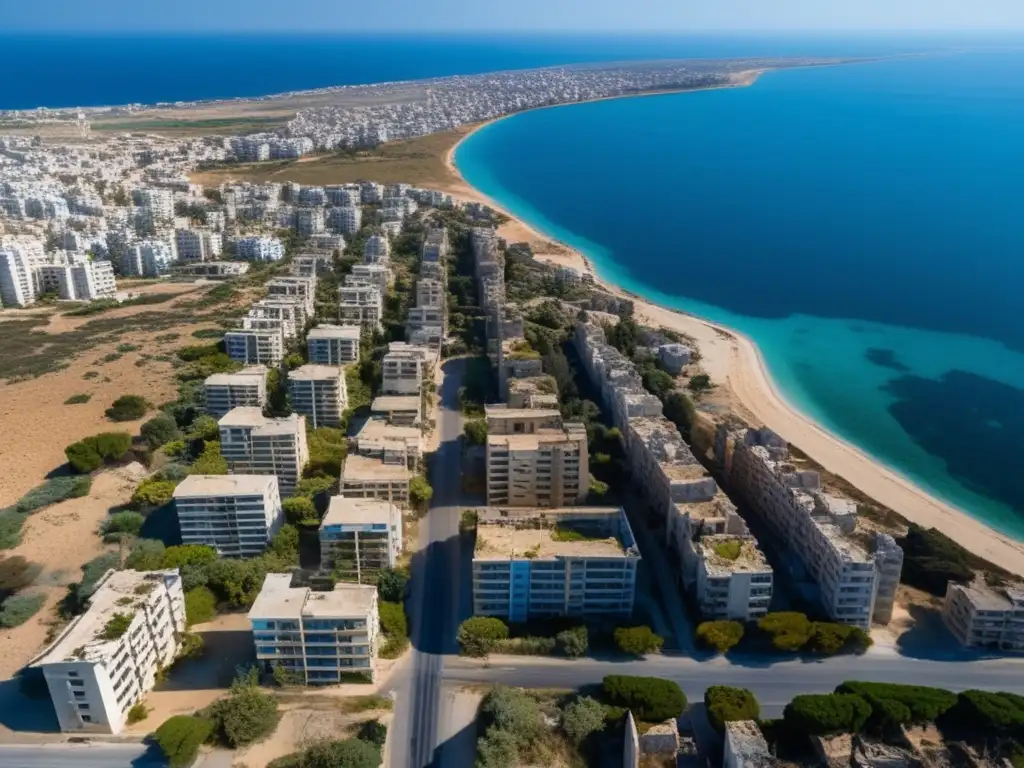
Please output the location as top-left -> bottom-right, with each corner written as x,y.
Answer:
1,55 -> 1022,768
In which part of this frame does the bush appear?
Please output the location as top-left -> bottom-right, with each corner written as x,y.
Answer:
376,567 -> 408,603
457,616 -> 509,657
409,475 -> 433,508
463,419 -> 488,445
306,427 -> 348,478
899,524 -> 976,597
496,636 -> 556,655
379,601 -> 408,639
131,478 -> 178,510
481,685 -> 542,745
282,496 -> 317,525
163,544 -> 218,570
0,592 -> 46,628
105,394 -> 150,422
66,432 -> 132,472
177,344 -> 220,362
296,475 -> 335,499
185,586 -> 217,626
561,695 -> 605,744
187,415 -> 220,442
806,622 -> 850,655
696,620 -> 744,653
141,413 -> 182,449
613,625 -> 663,656
270,524 -> 300,563
0,556 -> 42,599
476,726 -> 519,768
65,441 -> 102,473
126,539 -> 167,570
101,511 -> 145,541
189,442 -> 228,475
155,715 -> 214,768
179,632 -> 205,659
212,679 -> 280,747
705,686 -> 760,731
64,393 -> 91,405
758,611 -> 812,652
161,440 -> 187,458
293,738 -> 381,768
556,625 -> 588,658
947,690 -> 1024,735
784,693 -> 872,735
357,719 -> 388,747
126,702 -> 148,724
601,675 -> 686,722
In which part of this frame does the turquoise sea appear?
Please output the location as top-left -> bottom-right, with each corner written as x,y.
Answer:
455,51 -> 1024,541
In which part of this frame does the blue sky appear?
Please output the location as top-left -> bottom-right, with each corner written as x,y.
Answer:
4,0 -> 1024,32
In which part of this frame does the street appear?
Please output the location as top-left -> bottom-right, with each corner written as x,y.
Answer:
0,743 -> 166,767
390,358 -> 472,768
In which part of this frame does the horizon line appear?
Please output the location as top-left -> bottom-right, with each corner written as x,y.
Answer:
2,28 -> 1024,35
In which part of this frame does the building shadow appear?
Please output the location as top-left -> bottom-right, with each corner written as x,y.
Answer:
894,603 -> 1001,662
0,674 -> 60,733
156,628 -> 254,692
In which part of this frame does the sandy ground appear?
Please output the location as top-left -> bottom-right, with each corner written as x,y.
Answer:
441,113 -> 1024,576
0,464 -> 146,682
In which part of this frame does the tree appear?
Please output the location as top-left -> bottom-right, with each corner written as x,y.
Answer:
100,511 -> 145,541
296,475 -> 335,499
105,394 -> 150,422
601,675 -> 686,722
663,391 -> 696,436
463,419 -> 488,445
376,567 -> 408,603
784,693 -> 872,735
696,621 -> 744,653
944,690 -> 1024,736
705,686 -> 760,731
457,617 -> 509,657
555,626 -> 588,658
190,442 -> 228,475
758,611 -> 812,652
65,441 -> 102,473
131,478 -> 178,509
481,686 -> 542,745
379,601 -> 408,639
184,586 -> 217,626
125,539 -> 167,570
613,625 -> 664,656
140,413 -> 182,449
476,726 -> 519,768
299,738 -> 381,768
270,524 -> 300,563
899,524 -> 976,596
154,715 -> 214,768
836,682 -> 956,726
409,475 -> 433,509
187,415 -> 221,442
561,696 -> 605,744
212,679 -> 280,747
163,544 -> 218,570
282,496 -> 318,525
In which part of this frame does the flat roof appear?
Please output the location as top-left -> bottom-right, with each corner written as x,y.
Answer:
356,417 -> 421,444
322,496 -> 396,527
487,430 -> 579,450
699,535 -> 771,575
474,507 -> 630,560
953,581 -> 1023,611
342,454 -> 410,482
219,407 -> 303,434
371,396 -> 420,411
485,406 -> 561,421
204,366 -> 267,387
248,573 -> 377,620
309,324 -> 361,340
174,474 -> 277,498
34,570 -> 178,667
290,364 -> 343,381
663,463 -> 711,482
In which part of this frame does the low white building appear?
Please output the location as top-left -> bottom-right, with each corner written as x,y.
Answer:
694,535 -> 773,621
248,574 -> 380,684
943,582 -> 1024,652
33,569 -> 186,734
288,364 -> 348,429
381,347 -> 426,395
175,229 -> 222,262
307,324 -> 361,365
173,475 -> 284,557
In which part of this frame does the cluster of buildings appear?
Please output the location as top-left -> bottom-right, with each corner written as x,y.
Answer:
0,240 -> 116,306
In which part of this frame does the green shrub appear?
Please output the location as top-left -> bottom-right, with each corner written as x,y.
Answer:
212,679 -> 280,747
601,675 -> 686,722
784,693 -> 872,735
65,441 -> 102,473
696,620 -> 744,653
357,719 -> 388,747
496,636 -> 556,655
282,496 -> 317,525
105,394 -> 150,422
295,475 -> 335,499
705,686 -> 760,731
376,567 -> 408,603
948,690 -> 1024,736
64,393 -> 91,405
131,478 -> 178,509
291,738 -> 381,768
177,344 -> 220,362
457,616 -> 509,657
270,524 -> 300,563
463,419 -> 488,445
409,475 -> 433,508
0,592 -> 46,628
8,476 -> 92,515
379,601 -> 408,639
185,586 -> 217,626
612,625 -> 664,656
66,432 -> 132,472
179,632 -> 205,659
476,726 -> 519,768
556,625 -> 588,658
835,683 -> 955,724
101,612 -> 133,640
758,611 -> 812,652
126,702 -> 148,725
306,427 -> 348,477
899,524 -> 976,597
481,685 -> 542,746
189,441 -> 228,474
101,511 -> 145,541
187,415 -> 220,442
155,714 -> 213,768
125,539 -> 167,570
561,695 -> 605,744
141,413 -> 182,449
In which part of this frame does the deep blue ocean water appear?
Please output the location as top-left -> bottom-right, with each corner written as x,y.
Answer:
0,32 -> 996,110
455,50 -> 1024,540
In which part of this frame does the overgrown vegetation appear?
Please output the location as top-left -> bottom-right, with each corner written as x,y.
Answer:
601,675 -> 687,722
64,431 -> 132,473
0,475 -> 92,549
705,686 -> 760,731
696,620 -> 744,653
105,394 -> 151,422
757,611 -> 871,655
64,393 -> 92,405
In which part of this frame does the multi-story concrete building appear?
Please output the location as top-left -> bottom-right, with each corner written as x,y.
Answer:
172,475 -> 283,557
288,364 -> 348,428
319,497 -> 403,583
327,205 -> 361,235
224,328 -> 285,366
203,366 -> 268,419
131,239 -> 176,277
363,234 -> 390,264
485,408 -> 589,507
943,582 -> 1024,652
381,347 -> 427,395
472,507 -> 640,622
415,277 -> 445,309
32,569 -> 186,734
70,260 -> 117,301
420,228 -> 449,263
340,455 -> 410,502
236,236 -> 285,262
175,228 -> 222,262
0,244 -> 39,307
370,395 -> 421,427
349,263 -> 392,294
296,208 -> 325,237
694,535 -> 774,621
307,324 -> 361,365
338,283 -> 383,332
266,276 -> 316,317
249,574 -> 380,684
219,408 -> 309,495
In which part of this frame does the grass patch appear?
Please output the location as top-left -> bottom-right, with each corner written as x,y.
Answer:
191,328 -> 224,339
713,540 -> 743,560
0,592 -> 46,628
155,333 -> 181,342
64,393 -> 91,405
337,695 -> 393,714
116,343 -> 139,353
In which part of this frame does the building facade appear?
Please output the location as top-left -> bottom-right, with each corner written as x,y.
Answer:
224,328 -> 285,366
173,475 -> 284,557
307,324 -> 361,365
204,366 -> 268,419
943,582 -> 1024,651
319,497 -> 403,583
288,364 -> 348,429
218,408 -> 309,495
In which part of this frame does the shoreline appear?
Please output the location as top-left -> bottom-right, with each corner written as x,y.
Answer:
440,86 -> 1024,575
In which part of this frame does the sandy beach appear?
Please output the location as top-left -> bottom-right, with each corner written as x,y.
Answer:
438,103 -> 1024,576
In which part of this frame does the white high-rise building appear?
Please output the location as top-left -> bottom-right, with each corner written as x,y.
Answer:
235,236 -> 285,262
288,364 -> 348,429
33,569 -> 186,734
307,324 -> 361,365
338,283 -> 383,332
175,229 -> 223,262
173,475 -> 284,557
218,408 -> 310,495
0,245 -> 38,307
327,206 -> 362,235
319,497 -> 403,583
224,328 -> 285,366
131,240 -> 176,277
204,366 -> 269,419
363,234 -> 390,264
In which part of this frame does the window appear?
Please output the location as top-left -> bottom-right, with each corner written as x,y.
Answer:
68,671 -> 80,678
81,715 -> 93,723
69,680 -> 84,688
78,703 -> 90,710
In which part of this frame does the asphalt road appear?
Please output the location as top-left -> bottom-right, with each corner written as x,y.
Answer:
391,359 -> 470,768
443,651 -> 1024,716
0,743 -> 166,767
